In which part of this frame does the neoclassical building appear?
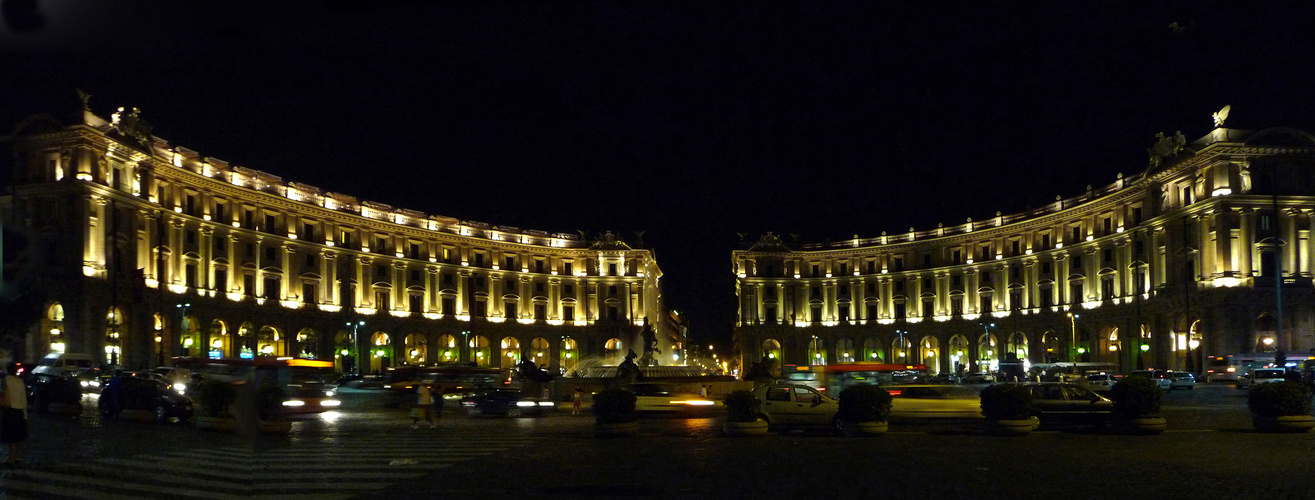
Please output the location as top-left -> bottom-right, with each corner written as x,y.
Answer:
1,96 -> 673,374
734,122 -> 1315,376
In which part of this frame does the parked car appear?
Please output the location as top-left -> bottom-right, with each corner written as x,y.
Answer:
1084,373 -> 1123,393
1022,382 -> 1114,427
99,373 -> 195,423
624,383 -> 717,414
928,374 -> 962,384
887,384 -> 982,420
752,383 -> 839,428
1169,372 -> 1196,390
1237,368 -> 1287,390
962,373 -> 997,384
1130,370 -> 1172,391
460,389 -> 553,417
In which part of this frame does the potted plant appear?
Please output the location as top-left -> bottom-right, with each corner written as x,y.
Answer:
45,375 -> 84,416
1248,381 -> 1314,433
592,387 -> 638,437
1109,375 -> 1166,434
722,389 -> 768,436
257,382 -> 293,434
193,378 -> 238,431
836,383 -> 892,436
979,383 -> 1037,435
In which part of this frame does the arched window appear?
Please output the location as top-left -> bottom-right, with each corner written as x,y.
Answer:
258,326 -> 283,357
45,303 -> 65,355
296,328 -> 319,359
862,338 -> 883,362
604,338 -> 623,362
892,334 -> 912,364
762,339 -> 782,362
530,337 -> 550,366
369,332 -> 392,373
500,337 -> 521,369
404,333 -> 427,364
561,337 -> 579,372
106,307 -> 125,366
1007,332 -> 1028,361
920,336 -> 940,374
437,334 -> 457,362
976,333 -> 998,372
470,335 -> 491,367
808,337 -> 827,365
210,320 -> 229,360
835,338 -> 855,363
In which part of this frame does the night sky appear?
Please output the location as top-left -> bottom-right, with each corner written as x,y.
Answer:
4,1 -> 1315,347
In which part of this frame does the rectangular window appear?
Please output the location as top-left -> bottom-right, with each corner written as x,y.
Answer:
375,290 -> 390,310
608,306 -> 619,321
305,254 -> 317,268
811,305 -> 822,323
535,282 -> 545,294
1042,262 -> 1052,275
564,284 -> 575,295
442,296 -> 456,314
303,222 -> 316,240
951,296 -> 963,316
410,270 -> 421,282
214,202 -> 226,223
893,257 -> 903,272
1103,217 -> 1112,235
563,306 -> 575,321
952,275 -> 962,288
564,262 -> 574,276
471,300 -> 486,317
980,294 -> 992,313
1071,254 -> 1083,270
981,271 -> 991,283
1069,281 -> 1084,304
264,214 -> 277,233
409,294 -> 423,313
264,276 -> 280,299
1010,289 -> 1022,310
865,304 -> 877,321
214,236 -> 227,255
767,306 -> 778,324
186,194 -> 196,215
1041,288 -> 1054,308
867,261 -> 876,274
952,249 -> 961,265
376,237 -> 388,254
921,299 -> 934,318
244,274 -> 255,296
1071,226 -> 1081,243
1011,240 -> 1020,256
812,264 -> 820,276
339,229 -> 351,246
608,263 -> 618,275
922,254 -> 932,267
922,278 -> 932,291
264,246 -> 277,262
609,285 -> 618,296
895,281 -> 905,293
186,230 -> 197,246
185,264 -> 197,288
535,260 -> 545,273
505,279 -> 516,292
505,256 -> 515,270
534,304 -> 546,320
1103,249 -> 1113,263
303,283 -> 317,304
409,243 -> 421,260
838,305 -> 849,323
1132,207 -> 1143,225
377,264 -> 388,279
1041,233 -> 1051,249
443,273 -> 454,286
894,302 -> 906,319
1102,278 -> 1115,300
474,253 -> 485,267
214,269 -> 227,291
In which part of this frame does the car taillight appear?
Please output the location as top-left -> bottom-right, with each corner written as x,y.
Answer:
1227,368 -> 1236,373
887,390 -> 902,396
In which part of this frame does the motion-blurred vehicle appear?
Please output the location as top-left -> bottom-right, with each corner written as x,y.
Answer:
752,383 -> 838,428
29,353 -> 101,394
1130,370 -> 1172,391
460,388 -> 553,417
99,373 -> 194,423
1169,372 -> 1196,390
1236,368 -> 1287,390
887,384 -> 982,420
1084,373 -> 1122,393
928,374 -> 961,384
624,383 -> 717,414
962,373 -> 997,384
1022,382 -> 1113,427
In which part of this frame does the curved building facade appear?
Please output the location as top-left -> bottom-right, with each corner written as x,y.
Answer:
1,100 -> 670,374
734,125 -> 1315,376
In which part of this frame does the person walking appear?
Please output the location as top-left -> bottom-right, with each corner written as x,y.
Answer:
1,362 -> 29,467
571,386 -> 584,416
411,383 -> 436,429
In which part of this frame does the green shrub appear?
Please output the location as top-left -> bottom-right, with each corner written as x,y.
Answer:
194,378 -> 237,417
257,382 -> 288,421
724,390 -> 763,423
1110,375 -> 1163,418
979,384 -> 1034,420
1248,381 -> 1313,418
592,387 -> 637,424
837,383 -> 892,423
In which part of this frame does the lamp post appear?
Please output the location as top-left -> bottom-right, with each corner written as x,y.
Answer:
1067,313 -> 1080,362
810,335 -> 820,365
979,322 -> 995,374
895,330 -> 907,364
346,320 -> 365,376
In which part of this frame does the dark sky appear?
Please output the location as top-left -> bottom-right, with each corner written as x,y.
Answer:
4,1 -> 1315,347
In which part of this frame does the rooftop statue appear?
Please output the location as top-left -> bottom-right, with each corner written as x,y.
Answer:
1146,131 -> 1187,169
1212,105 -> 1231,128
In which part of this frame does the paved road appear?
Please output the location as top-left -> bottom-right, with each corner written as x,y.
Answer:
2,384 -> 1306,500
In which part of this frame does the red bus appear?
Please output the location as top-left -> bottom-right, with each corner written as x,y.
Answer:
382,364 -> 512,403
782,362 -> 929,394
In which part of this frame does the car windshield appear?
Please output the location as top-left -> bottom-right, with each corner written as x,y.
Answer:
1254,370 -> 1285,378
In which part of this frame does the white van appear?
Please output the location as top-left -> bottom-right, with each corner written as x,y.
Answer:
1237,368 -> 1288,389
31,353 -> 101,391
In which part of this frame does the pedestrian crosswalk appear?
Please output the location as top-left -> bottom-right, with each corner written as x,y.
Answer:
0,431 -> 534,500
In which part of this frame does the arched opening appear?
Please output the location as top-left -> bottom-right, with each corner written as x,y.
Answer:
1255,314 -> 1278,352
560,337 -> 578,373
920,336 -> 940,374
296,328 -> 319,359
1041,331 -> 1061,363
604,338 -> 623,363
892,334 -> 912,364
403,333 -> 427,365
105,307 -> 125,367
470,335 -> 490,367
44,303 -> 66,356
333,330 -> 352,373
762,339 -> 783,370
153,312 -> 166,366
1177,318 -> 1202,372
1098,327 -> 1120,365
369,332 -> 392,373
1006,332 -> 1028,361
835,338 -> 855,363
948,335 -> 969,375
807,336 -> 827,365
976,333 -> 998,373
257,326 -> 283,358
237,323 -> 256,359
529,337 -> 550,367
499,337 -> 521,369
861,338 -> 883,362
437,334 -> 458,363
1135,324 -> 1152,370
179,314 -> 201,358
209,320 -> 229,360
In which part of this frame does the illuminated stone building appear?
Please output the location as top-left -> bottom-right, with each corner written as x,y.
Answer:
734,123 -> 1315,375
1,98 -> 668,373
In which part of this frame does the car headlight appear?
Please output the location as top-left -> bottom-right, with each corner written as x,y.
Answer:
537,402 -> 555,407
672,400 -> 716,406
282,400 -> 306,407
81,381 -> 91,387
515,401 -> 537,407
325,390 -> 336,397
321,399 -> 341,407
173,383 -> 187,393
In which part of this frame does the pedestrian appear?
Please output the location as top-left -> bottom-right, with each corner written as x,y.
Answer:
1,362 -> 29,467
431,385 -> 444,425
571,386 -> 584,415
699,385 -> 709,399
411,383 -> 435,429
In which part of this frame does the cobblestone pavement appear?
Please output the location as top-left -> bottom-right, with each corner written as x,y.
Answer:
3,384 -> 1308,500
